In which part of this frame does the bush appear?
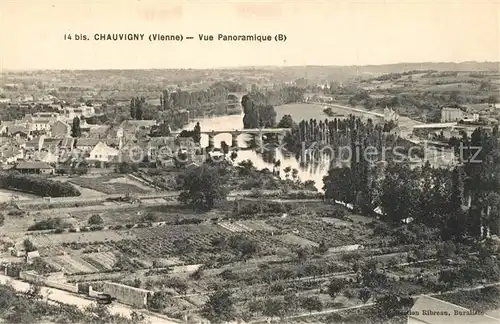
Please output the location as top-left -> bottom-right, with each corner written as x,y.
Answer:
88,214 -> 103,226
28,217 -> 69,231
23,239 -> 36,252
324,205 -> 349,218
141,212 -> 158,223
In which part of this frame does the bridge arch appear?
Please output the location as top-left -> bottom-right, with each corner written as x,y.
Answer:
227,93 -> 240,102
198,132 -> 241,148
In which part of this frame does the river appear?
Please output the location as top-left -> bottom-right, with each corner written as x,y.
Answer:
183,103 -> 335,191
182,102 -> 455,191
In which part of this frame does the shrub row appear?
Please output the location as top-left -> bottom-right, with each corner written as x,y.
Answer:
0,171 -> 80,197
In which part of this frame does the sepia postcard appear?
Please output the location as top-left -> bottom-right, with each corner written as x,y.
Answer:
0,0 -> 499,323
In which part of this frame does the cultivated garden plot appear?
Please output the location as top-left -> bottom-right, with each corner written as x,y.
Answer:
44,254 -> 101,274
68,175 -> 153,195
28,231 -> 134,248
267,216 -> 375,248
274,233 -> 319,248
112,225 -> 241,263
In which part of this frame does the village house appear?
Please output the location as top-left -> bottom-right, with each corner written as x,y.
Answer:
23,114 -> 59,133
147,136 -> 176,161
87,125 -> 110,139
33,150 -> 59,164
106,137 -> 121,149
383,106 -> 400,123
25,251 -> 41,265
441,127 -> 461,139
119,120 -> 158,140
0,121 -> 16,135
73,138 -> 101,153
32,112 -> 60,119
27,118 -> 53,133
0,147 -> 24,164
8,126 -> 31,139
88,142 -> 119,162
14,161 -> 54,175
440,107 -> 464,123
23,138 -> 41,158
62,105 -> 95,120
60,137 -> 75,151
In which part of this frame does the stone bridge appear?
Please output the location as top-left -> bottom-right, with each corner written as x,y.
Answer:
172,128 -> 292,147
226,92 -> 245,102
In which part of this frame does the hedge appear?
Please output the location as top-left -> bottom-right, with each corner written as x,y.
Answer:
0,171 -> 80,197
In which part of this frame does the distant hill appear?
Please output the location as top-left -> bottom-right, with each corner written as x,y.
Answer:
2,61 -> 498,85
234,62 -> 500,81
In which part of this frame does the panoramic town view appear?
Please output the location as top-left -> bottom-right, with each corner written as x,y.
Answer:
1,1 -> 499,324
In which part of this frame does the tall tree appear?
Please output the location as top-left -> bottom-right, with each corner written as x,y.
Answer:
130,98 -> 136,119
71,117 -> 81,138
193,122 -> 201,144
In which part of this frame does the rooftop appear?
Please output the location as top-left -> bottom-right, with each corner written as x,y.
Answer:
15,161 -> 53,169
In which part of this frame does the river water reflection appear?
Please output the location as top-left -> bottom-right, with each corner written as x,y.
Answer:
183,112 -> 330,191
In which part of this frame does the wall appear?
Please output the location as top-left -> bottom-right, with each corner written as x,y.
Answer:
20,270 -> 42,282
19,270 -> 79,293
170,264 -> 203,274
46,281 -> 79,293
329,244 -> 363,253
88,285 -> 103,297
102,282 -> 151,308
5,266 -> 21,278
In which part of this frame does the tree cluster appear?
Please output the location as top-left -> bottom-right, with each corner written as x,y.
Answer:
323,125 -> 500,242
178,162 -> 230,210
241,93 -> 277,129
284,115 -> 421,160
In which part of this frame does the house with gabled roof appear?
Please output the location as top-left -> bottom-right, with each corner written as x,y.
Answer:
73,138 -> 101,153
89,142 -> 119,162
8,125 -> 31,139
14,161 -> 54,174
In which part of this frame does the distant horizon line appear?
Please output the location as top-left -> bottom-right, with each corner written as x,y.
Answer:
1,60 -> 499,73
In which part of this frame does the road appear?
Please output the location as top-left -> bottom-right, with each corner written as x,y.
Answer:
0,274 -> 180,324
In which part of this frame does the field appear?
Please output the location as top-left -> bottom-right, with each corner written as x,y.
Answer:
67,175 -> 154,195
267,214 -> 378,248
275,103 -> 376,122
2,193 -> 498,322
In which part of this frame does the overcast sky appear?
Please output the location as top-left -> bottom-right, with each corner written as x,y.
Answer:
1,0 -> 499,70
